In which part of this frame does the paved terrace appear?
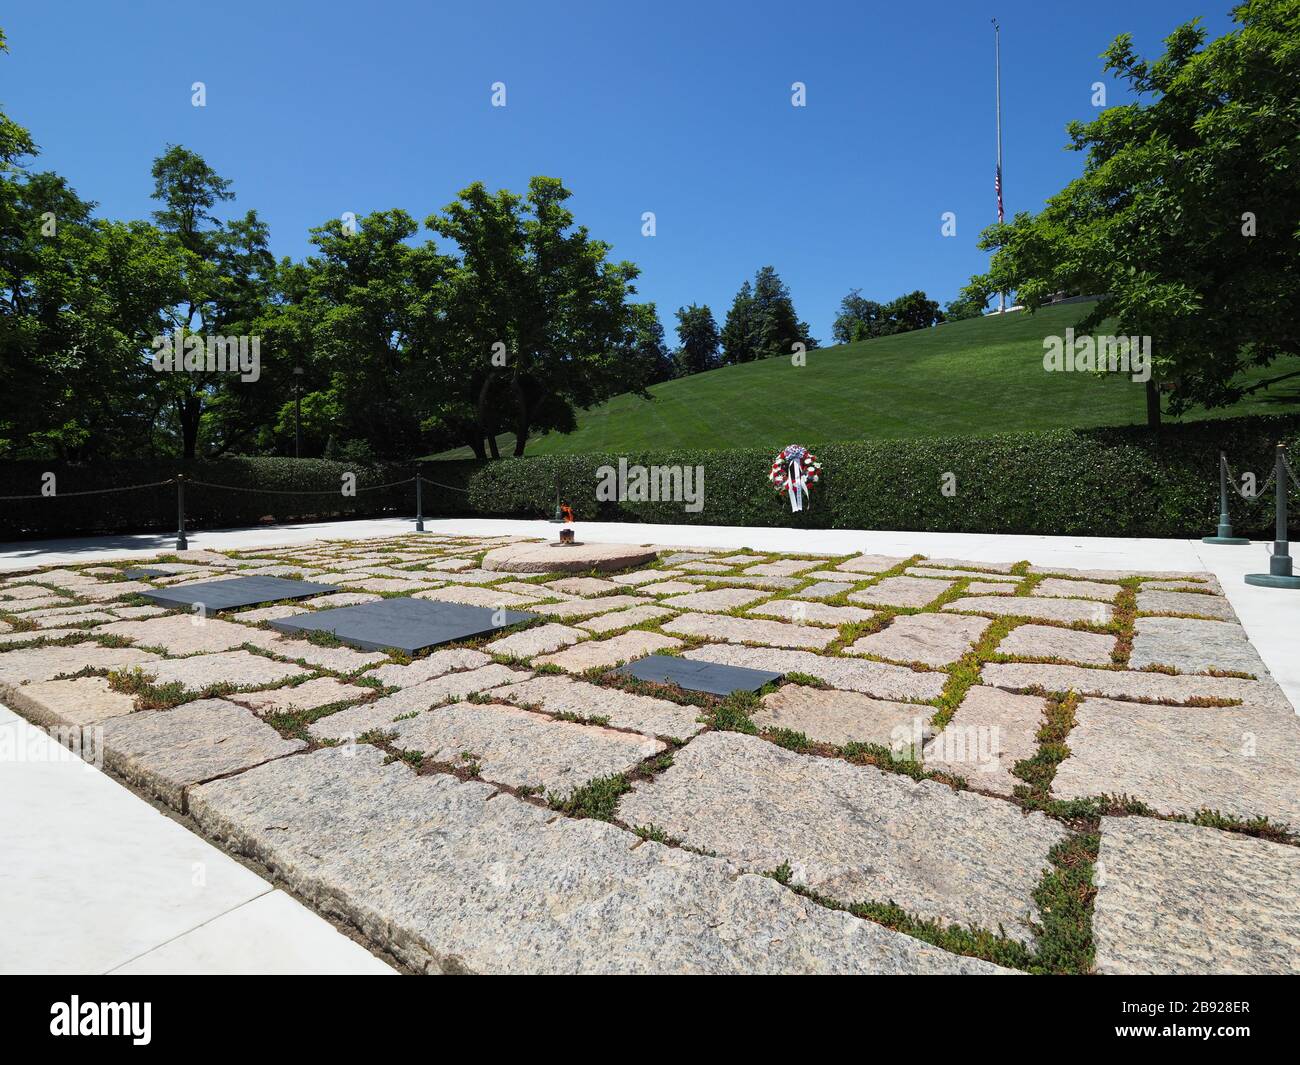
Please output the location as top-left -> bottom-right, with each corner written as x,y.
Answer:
1,526 -> 1297,973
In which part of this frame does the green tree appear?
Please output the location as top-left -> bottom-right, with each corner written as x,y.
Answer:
624,302 -> 676,385
751,265 -> 816,358
720,280 -> 760,364
964,0 -> 1300,429
943,294 -> 986,322
832,289 -> 886,344
427,177 -> 643,457
674,304 -> 720,376
881,290 -> 944,333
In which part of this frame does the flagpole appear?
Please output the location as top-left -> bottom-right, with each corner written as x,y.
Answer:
993,17 -> 1005,313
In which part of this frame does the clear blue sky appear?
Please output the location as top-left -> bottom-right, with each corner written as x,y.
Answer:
3,0 -> 1231,343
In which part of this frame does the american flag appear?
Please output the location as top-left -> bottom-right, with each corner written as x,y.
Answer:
995,163 -> 1004,223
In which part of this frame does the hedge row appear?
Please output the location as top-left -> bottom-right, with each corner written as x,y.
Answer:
447,413 -> 1300,539
4,415 -> 1297,541
0,456 -> 477,540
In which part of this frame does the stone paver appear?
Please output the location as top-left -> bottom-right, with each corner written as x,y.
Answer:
637,580 -> 702,596
1130,617 -> 1265,676
529,595 -> 647,619
228,677 -> 371,715
994,624 -> 1116,665
264,639 -> 389,673
659,588 -> 769,612
926,558 -> 1018,574
100,698 -> 305,810
1031,578 -> 1120,601
924,686 -> 1046,795
0,644 -> 161,688
619,732 -> 1064,945
1136,589 -> 1236,621
789,581 -> 853,600
683,574 -> 801,590
301,592 -> 383,608
144,650 -> 312,694
848,576 -> 953,608
534,631 -> 681,673
1093,817 -> 1300,975
415,585 -> 541,609
365,648 -> 491,688
575,604 -> 677,633
95,616 -> 277,656
224,605 -> 303,623
684,644 -> 945,701
484,674 -> 705,740
754,686 -> 932,750
743,559 -> 823,577
662,613 -> 836,650
748,599 -> 875,626
309,664 -> 528,742
392,701 -> 665,797
943,596 -> 1113,625
1051,698 -> 1300,824
967,581 -> 1018,594
188,746 -> 1008,973
981,662 -> 1289,711
544,577 -> 622,596
846,613 -> 987,666
610,568 -> 681,586
835,554 -> 907,574
485,623 -> 587,658
3,675 -> 137,728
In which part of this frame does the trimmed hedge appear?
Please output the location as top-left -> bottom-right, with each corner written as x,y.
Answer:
447,414 -> 1300,539
0,457 -> 478,540
4,415 -> 1297,540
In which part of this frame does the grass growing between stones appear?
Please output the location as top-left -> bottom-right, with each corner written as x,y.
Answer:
1026,832 -> 1099,975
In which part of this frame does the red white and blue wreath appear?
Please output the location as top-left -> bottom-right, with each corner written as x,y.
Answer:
770,444 -> 822,512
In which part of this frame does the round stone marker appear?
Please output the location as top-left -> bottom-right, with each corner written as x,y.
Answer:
481,540 -> 658,574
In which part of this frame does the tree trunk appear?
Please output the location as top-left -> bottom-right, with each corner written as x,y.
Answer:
1145,379 -> 1162,431
178,395 -> 202,459
466,436 -> 487,460
487,434 -> 500,459
511,373 -> 533,457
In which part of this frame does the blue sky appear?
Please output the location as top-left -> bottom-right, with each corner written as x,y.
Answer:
4,0 -> 1231,343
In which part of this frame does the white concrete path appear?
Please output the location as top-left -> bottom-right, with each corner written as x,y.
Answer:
0,704 -> 394,975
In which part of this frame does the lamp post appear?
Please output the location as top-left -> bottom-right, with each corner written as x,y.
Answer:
292,365 -> 304,458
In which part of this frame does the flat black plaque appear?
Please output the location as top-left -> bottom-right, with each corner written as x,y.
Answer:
267,596 -> 535,654
617,654 -> 783,696
141,575 -> 340,611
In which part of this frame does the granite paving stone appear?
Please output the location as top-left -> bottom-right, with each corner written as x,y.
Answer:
1130,617 -> 1265,676
3,675 -> 137,728
143,650 -> 313,694
544,577 -> 623,596
662,613 -> 836,650
618,732 -> 1064,945
966,581 -> 1019,595
363,648 -> 491,688
0,645 -> 162,688
529,595 -> 648,619
835,554 -> 908,574
981,662 -> 1290,711
228,676 -> 371,715
848,576 -> 953,608
1031,578 -> 1121,601
994,624 -> 1117,665
575,605 -> 677,633
1092,818 -> 1300,975
846,613 -> 987,666
188,746 -> 1010,973
754,686 -> 933,751
534,631 -> 681,673
789,581 -> 853,600
309,664 -> 529,742
265,639 -> 390,673
484,623 -> 587,658
943,596 -> 1113,625
1051,698 -> 1300,824
923,686 -> 1046,795
683,574 -> 801,590
414,585 -> 542,609
94,616 -> 276,656
392,701 -> 666,798
484,674 -> 706,740
659,588 -> 769,612
683,645 -> 946,701
747,599 -> 875,626
100,697 -> 306,810
743,559 -> 824,577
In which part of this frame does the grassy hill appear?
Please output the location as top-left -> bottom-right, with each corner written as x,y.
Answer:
435,301 -> 1300,458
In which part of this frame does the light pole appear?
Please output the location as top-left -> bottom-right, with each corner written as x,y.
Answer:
293,365 -> 304,458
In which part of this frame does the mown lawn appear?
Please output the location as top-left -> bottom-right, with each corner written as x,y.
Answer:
433,301 -> 1300,458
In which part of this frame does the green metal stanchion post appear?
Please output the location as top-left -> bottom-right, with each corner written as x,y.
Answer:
1202,452 -> 1250,545
175,474 -> 188,551
414,466 -> 425,532
1245,444 -> 1300,589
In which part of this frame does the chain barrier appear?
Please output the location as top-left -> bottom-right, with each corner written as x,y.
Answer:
182,476 -> 416,496
418,474 -> 471,494
0,478 -> 176,501
1222,455 -> 1279,504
